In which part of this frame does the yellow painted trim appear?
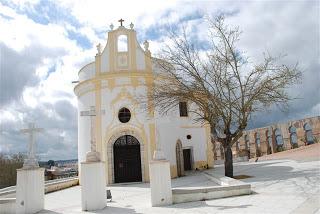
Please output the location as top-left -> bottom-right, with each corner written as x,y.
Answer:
95,53 -> 101,76
107,78 -> 115,90
131,76 -> 139,88
205,124 -> 214,168
194,161 -> 208,170
149,123 -> 156,160
74,72 -> 153,97
170,165 -> 177,178
145,50 -> 152,72
108,31 -> 115,72
129,31 -> 137,70
180,125 -> 206,129
95,81 -> 102,155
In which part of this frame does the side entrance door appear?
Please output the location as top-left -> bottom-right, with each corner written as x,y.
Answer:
183,149 -> 192,171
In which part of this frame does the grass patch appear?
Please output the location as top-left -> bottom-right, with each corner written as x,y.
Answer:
233,175 -> 253,179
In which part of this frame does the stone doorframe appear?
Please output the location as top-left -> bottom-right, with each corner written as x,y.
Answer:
176,139 -> 184,177
106,130 -> 145,184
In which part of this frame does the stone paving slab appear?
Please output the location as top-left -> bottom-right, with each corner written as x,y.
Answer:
41,159 -> 320,214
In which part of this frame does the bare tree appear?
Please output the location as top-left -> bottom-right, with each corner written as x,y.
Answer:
0,153 -> 24,188
149,16 -> 301,177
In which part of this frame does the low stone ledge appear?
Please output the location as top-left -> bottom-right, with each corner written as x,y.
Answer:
45,177 -> 79,193
0,198 -> 15,204
0,198 -> 16,214
172,184 -> 251,195
172,171 -> 251,204
204,171 -> 247,186
0,177 -> 79,198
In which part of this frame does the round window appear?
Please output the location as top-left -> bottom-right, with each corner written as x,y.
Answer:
187,135 -> 192,140
118,107 -> 131,123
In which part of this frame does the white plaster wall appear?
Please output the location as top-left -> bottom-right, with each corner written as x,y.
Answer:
78,91 -> 95,163
101,83 -> 151,147
155,106 -> 208,166
81,162 -> 107,211
16,168 -> 45,214
77,77 -> 209,177
115,76 -> 130,85
136,46 -> 146,70
0,198 -> 15,214
149,160 -> 172,206
101,46 -> 110,73
79,63 -> 95,81
151,60 -> 166,75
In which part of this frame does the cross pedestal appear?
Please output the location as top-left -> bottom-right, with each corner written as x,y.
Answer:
16,168 -> 45,214
81,161 -> 107,211
149,151 -> 172,207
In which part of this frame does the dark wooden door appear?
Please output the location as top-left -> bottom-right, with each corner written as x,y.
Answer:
114,135 -> 142,183
183,149 -> 192,171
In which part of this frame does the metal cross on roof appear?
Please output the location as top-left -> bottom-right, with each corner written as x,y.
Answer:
118,18 -> 124,26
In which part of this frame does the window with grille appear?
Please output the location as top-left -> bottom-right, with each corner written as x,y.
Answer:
179,102 -> 188,117
118,107 -> 131,123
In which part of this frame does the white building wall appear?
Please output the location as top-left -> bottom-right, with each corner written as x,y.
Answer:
101,47 -> 110,73
79,63 -> 95,81
155,108 -> 208,167
136,46 -> 146,70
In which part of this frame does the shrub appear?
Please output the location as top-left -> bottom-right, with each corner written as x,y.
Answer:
276,145 -> 285,152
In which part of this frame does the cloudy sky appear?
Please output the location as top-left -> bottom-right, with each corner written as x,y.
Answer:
0,0 -> 319,160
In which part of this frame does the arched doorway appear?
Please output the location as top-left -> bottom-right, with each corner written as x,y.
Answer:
176,140 -> 184,177
244,134 -> 250,159
304,123 -> 314,145
274,128 -> 284,152
255,132 -> 261,157
113,135 -> 142,183
289,126 -> 298,148
266,129 -> 272,154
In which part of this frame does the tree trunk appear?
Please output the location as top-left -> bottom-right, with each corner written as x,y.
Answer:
224,144 -> 233,178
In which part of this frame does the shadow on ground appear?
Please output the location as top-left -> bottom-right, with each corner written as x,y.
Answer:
166,200 -> 252,210
213,160 -> 319,183
40,206 -> 141,214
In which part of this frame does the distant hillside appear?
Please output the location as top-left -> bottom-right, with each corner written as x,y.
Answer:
39,159 -> 78,166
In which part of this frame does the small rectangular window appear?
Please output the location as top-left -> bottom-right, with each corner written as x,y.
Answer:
179,102 -> 188,117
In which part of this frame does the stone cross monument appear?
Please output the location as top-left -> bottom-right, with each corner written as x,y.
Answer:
80,106 -> 105,162
80,106 -> 107,211
16,123 -> 45,213
20,123 -> 43,169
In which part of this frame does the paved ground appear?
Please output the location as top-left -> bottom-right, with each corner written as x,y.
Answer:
41,146 -> 320,214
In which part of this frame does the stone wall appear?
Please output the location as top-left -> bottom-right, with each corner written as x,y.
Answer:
214,116 -> 320,161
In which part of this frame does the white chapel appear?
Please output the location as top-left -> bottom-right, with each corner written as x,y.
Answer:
74,20 -> 214,184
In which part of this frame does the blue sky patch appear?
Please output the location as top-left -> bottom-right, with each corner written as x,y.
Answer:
67,30 -> 92,49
